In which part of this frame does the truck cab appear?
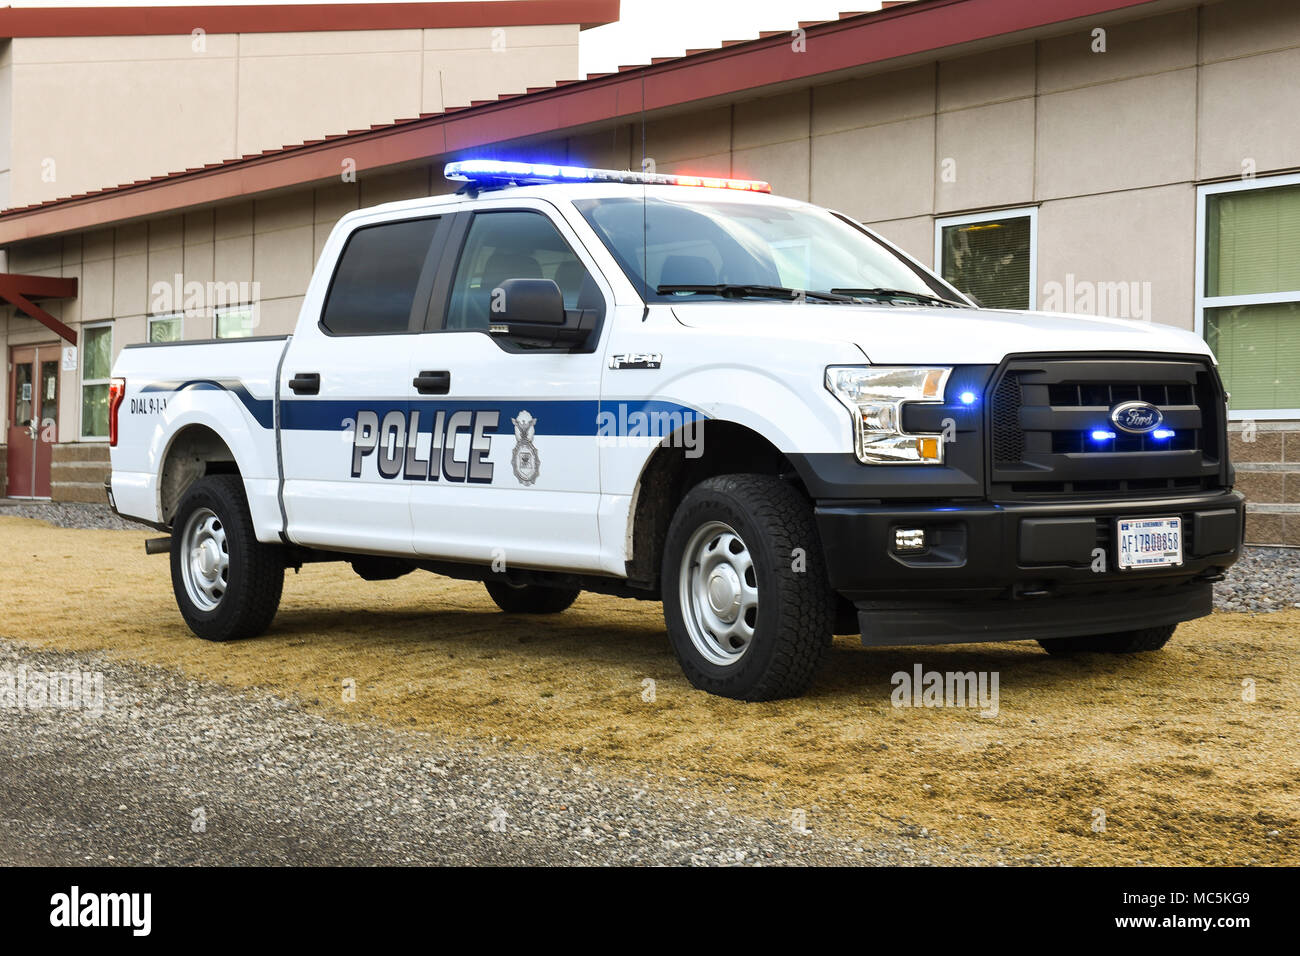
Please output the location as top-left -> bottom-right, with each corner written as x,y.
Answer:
107,160 -> 1244,700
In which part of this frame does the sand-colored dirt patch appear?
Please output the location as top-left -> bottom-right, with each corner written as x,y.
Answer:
1,515 -> 1294,864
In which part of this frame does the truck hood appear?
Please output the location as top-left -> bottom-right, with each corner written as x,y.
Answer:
670,302 -> 1213,365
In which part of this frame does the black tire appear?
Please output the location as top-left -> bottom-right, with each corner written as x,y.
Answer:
170,474 -> 284,642
484,581 -> 580,614
661,474 -> 834,701
1038,623 -> 1176,656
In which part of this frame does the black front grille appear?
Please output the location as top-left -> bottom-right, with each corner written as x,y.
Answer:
1047,382 -> 1197,407
989,356 -> 1226,501
991,373 -> 1024,463
1050,429 -> 1198,454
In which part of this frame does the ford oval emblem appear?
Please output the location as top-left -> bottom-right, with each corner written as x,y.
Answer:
1109,400 -> 1164,434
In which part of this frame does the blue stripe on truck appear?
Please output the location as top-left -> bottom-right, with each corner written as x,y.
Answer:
280,398 -> 705,436
141,379 -> 275,429
140,380 -> 705,436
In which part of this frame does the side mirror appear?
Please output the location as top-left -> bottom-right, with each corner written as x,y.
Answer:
495,277 -> 565,327
491,277 -> 595,347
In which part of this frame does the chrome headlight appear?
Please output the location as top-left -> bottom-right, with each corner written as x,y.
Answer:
825,366 -> 952,464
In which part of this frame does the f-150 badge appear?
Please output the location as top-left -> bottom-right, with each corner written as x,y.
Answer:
511,410 -> 540,486
610,353 -> 662,370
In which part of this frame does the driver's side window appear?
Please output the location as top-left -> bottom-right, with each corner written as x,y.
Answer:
444,210 -> 599,331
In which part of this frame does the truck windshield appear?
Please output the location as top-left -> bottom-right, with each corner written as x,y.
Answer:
573,195 -> 963,305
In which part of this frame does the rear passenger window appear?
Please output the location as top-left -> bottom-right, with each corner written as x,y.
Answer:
321,217 -> 443,335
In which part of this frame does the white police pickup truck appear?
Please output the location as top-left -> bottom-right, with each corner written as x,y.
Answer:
106,160 -> 1244,700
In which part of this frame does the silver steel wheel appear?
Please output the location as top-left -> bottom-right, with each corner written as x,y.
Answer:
678,520 -> 759,667
181,507 -> 229,612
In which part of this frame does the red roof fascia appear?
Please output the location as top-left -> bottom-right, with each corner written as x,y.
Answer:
0,1 -> 621,37
0,0 -> 1166,245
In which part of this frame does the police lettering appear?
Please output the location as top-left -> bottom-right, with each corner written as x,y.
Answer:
351,408 -> 498,483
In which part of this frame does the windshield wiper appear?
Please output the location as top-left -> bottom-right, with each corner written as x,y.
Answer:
831,287 -> 967,308
657,283 -> 855,303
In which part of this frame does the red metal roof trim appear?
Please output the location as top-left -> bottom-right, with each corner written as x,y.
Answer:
0,0 -> 1165,245
0,1 -> 620,37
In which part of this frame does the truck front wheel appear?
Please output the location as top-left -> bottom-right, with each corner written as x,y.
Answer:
170,475 -> 284,642
1038,624 -> 1176,656
662,474 -> 834,701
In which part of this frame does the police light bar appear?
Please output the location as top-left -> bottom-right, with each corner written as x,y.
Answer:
444,160 -> 771,193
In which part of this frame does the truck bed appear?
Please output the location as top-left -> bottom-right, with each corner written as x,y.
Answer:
108,335 -> 291,540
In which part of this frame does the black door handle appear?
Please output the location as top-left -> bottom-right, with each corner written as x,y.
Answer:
289,372 -> 320,395
413,370 -> 451,395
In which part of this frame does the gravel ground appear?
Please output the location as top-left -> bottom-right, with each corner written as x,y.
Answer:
1212,546 -> 1300,612
0,639 -> 969,866
0,500 -> 140,531
5,501 -> 1295,612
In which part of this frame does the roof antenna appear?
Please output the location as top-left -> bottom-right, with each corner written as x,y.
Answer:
640,70 -> 649,322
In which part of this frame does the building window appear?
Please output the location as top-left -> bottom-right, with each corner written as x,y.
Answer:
934,208 -> 1037,310
80,322 -> 113,439
1197,174 -> 1300,419
214,304 -> 257,339
149,312 -> 183,343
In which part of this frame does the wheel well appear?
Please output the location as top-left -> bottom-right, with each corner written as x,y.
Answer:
625,421 -> 807,591
159,425 -> 240,526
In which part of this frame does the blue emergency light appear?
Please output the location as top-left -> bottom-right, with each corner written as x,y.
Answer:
444,160 -> 771,193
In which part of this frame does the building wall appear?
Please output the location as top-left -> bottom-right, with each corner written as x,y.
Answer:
0,39 -> 12,209
2,24 -> 579,209
3,0 -> 1298,541
0,165 -> 463,461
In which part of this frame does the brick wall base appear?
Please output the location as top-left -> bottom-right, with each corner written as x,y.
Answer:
1229,425 -> 1300,547
0,444 -> 6,497
51,442 -> 111,504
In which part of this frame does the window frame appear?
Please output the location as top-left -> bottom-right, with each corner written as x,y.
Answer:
435,203 -> 609,353
1195,172 -> 1300,421
148,311 -> 184,343
933,206 -> 1039,311
317,213 -> 451,338
79,320 -> 113,441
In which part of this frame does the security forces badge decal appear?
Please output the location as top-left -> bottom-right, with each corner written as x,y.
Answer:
511,410 -> 540,486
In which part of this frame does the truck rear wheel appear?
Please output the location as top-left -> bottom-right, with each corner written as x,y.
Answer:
662,474 -> 833,701
1038,624 -> 1176,656
170,475 -> 284,642
484,581 -> 580,613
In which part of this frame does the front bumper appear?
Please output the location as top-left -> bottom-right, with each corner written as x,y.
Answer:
814,490 -> 1244,645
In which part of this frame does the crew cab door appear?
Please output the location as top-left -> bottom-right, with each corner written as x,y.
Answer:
279,212 -> 454,554
405,201 -> 612,571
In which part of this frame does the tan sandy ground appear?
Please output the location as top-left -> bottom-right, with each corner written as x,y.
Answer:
0,514 -> 1295,865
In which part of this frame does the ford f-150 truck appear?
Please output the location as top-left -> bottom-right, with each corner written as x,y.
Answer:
106,159 -> 1245,700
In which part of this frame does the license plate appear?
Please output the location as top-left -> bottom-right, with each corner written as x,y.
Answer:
1116,517 -> 1183,569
